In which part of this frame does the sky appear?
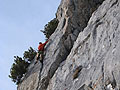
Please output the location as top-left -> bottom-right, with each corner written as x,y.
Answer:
0,0 -> 61,90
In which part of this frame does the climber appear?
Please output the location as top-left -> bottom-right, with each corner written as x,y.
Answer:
35,40 -> 49,64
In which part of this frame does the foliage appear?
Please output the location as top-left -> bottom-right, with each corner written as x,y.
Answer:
23,47 -> 37,62
41,18 -> 59,39
9,56 -> 29,85
9,47 -> 36,85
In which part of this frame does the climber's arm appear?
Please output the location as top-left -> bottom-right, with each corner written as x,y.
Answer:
43,40 -> 49,46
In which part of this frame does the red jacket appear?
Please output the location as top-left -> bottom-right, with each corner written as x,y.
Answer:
38,40 -> 48,51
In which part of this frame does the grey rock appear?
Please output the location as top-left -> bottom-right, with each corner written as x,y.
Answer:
17,0 -> 120,90
47,0 -> 120,90
78,84 -> 92,90
17,57 -> 42,90
37,0 -> 103,90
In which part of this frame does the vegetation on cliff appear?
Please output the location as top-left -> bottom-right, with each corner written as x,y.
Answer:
23,47 -> 37,62
9,18 -> 59,85
41,18 -> 59,39
9,47 -> 36,85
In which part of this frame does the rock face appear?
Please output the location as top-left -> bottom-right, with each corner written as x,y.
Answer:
17,0 -> 120,90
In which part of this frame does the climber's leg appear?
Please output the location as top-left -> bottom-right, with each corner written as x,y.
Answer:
36,52 -> 40,60
35,51 -> 40,64
39,51 -> 44,63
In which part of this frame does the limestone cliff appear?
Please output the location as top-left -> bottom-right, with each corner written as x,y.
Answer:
18,0 -> 120,90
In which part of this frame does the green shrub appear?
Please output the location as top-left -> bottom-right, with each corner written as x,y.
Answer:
23,47 -> 37,62
41,18 -> 59,39
9,56 -> 29,85
9,47 -> 36,85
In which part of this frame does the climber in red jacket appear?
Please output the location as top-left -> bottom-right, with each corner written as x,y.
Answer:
38,40 -> 48,51
35,40 -> 49,64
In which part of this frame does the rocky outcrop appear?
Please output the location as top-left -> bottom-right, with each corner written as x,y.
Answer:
47,0 -> 120,89
38,0 -> 104,90
17,58 -> 42,90
17,0 -> 120,90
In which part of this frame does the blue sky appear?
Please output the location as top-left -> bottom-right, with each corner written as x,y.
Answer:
0,0 -> 61,90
